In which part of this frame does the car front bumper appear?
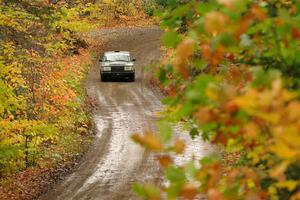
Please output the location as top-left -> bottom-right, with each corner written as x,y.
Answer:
101,71 -> 134,76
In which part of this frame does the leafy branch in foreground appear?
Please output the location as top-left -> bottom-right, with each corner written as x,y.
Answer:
134,0 -> 300,199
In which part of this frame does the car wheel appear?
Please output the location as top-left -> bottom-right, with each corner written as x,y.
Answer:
130,74 -> 135,82
101,74 -> 106,82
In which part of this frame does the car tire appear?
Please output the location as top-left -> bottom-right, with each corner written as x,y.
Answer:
101,74 -> 106,82
130,74 -> 135,82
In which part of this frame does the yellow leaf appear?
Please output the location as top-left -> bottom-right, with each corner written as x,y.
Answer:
243,122 -> 260,139
254,111 -> 280,124
273,125 -> 300,147
269,162 -> 289,181
205,84 -> 220,101
271,79 -> 282,97
276,180 -> 298,191
287,102 -> 300,121
269,141 -> 298,159
234,89 -> 257,109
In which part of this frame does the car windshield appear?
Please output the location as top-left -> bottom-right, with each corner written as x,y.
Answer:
104,54 -> 130,62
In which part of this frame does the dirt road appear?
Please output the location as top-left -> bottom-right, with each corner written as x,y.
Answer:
40,27 -> 212,200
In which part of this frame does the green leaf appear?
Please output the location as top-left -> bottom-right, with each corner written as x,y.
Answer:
162,97 -> 179,106
162,31 -> 182,48
228,125 -> 240,134
251,68 -> 281,88
132,183 -> 147,198
195,2 -> 218,14
144,184 -> 161,198
158,121 -> 172,143
200,156 -> 219,165
297,2 -> 300,13
158,67 -> 167,83
190,127 -> 199,139
165,166 -> 186,183
218,33 -> 236,47
186,160 -> 198,177
201,122 -> 218,133
167,182 -> 183,198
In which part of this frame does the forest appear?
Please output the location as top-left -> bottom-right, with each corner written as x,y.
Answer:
1,0 -> 300,200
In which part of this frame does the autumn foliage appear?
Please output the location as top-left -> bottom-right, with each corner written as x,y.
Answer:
0,1 -> 101,198
133,0 -> 300,199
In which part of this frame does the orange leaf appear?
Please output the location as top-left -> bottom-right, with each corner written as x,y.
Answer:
212,131 -> 228,145
208,188 -> 222,200
243,122 -> 259,140
175,39 -> 194,79
225,101 -> 238,114
195,107 -> 219,123
205,11 -> 227,35
269,162 -> 289,181
217,0 -> 237,9
166,86 -> 177,97
177,64 -> 190,79
132,132 -> 163,151
157,155 -> 173,167
131,133 -> 145,145
236,15 -> 252,37
174,139 -> 185,154
291,27 -> 300,39
176,39 -> 194,61
144,132 -> 163,151
251,5 -> 267,21
180,182 -> 199,200
291,191 -> 300,200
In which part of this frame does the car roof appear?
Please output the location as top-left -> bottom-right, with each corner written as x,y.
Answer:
104,51 -> 130,55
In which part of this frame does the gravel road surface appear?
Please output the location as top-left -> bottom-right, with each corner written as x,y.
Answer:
40,27 -> 212,200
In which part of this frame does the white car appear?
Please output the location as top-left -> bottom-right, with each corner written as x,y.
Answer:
100,51 -> 136,82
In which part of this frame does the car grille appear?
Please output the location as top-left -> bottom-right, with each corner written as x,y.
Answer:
111,66 -> 124,72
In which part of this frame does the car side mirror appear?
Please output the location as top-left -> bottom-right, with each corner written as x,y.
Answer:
132,58 -> 136,62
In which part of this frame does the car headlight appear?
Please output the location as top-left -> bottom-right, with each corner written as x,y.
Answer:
103,66 -> 111,71
124,66 -> 134,71
102,62 -> 110,67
